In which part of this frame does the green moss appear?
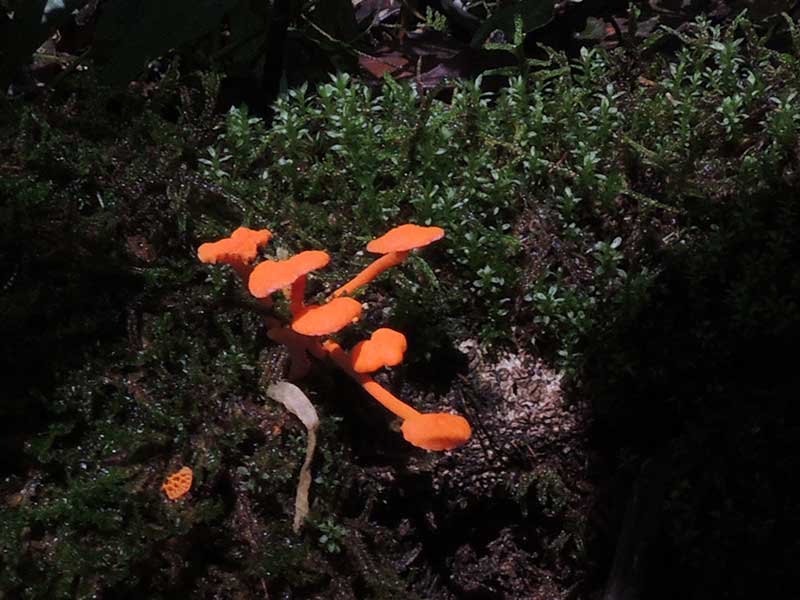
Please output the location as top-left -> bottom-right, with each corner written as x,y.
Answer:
185,16 -> 797,360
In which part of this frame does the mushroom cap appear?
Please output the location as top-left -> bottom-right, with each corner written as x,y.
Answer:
351,328 -> 408,373
292,297 -> 362,336
401,413 -> 472,451
248,250 -> 330,298
197,227 -> 272,265
366,224 -> 445,254
161,466 -> 193,500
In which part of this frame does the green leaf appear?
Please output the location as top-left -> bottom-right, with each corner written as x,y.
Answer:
470,0 -> 556,48
93,0 -> 239,84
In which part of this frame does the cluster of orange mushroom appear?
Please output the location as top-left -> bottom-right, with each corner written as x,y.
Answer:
197,223 -> 471,452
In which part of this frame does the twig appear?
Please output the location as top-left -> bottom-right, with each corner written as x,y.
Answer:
301,14 -> 408,74
620,187 -> 684,214
548,152 -> 569,174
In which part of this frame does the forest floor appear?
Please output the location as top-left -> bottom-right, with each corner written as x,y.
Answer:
0,78 -> 602,599
3,2 -> 800,599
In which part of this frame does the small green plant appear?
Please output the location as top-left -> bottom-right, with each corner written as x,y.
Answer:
717,93 -> 745,141
198,146 -> 232,180
765,92 -> 800,153
220,105 -> 268,173
316,517 -> 347,554
592,237 -> 626,281
424,7 -> 448,32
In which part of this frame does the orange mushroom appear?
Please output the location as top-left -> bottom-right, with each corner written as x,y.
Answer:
249,250 -> 330,316
332,224 -> 445,298
264,315 -> 325,381
291,297 -> 362,336
351,328 -> 408,373
197,227 -> 272,280
322,339 -> 471,451
264,295 -> 361,382
199,225 -> 469,452
161,466 -> 193,500
323,339 -> 419,420
400,412 -> 472,451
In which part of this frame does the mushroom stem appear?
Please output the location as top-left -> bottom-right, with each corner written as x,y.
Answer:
231,261 -> 253,282
289,275 -> 307,317
332,251 -> 410,298
306,338 -> 327,360
267,326 -> 312,380
322,340 -> 421,420
266,317 -> 327,379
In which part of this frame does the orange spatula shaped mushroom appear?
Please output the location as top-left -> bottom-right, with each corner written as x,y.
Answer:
322,338 -> 471,451
332,224 -> 444,298
249,250 -> 330,316
197,227 -> 272,280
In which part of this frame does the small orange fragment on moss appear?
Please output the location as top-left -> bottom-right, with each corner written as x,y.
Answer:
161,466 -> 193,500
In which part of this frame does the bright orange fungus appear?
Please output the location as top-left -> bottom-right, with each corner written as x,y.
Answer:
161,466 -> 193,500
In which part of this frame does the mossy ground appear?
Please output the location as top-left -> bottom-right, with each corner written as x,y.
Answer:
2,13 -> 800,599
